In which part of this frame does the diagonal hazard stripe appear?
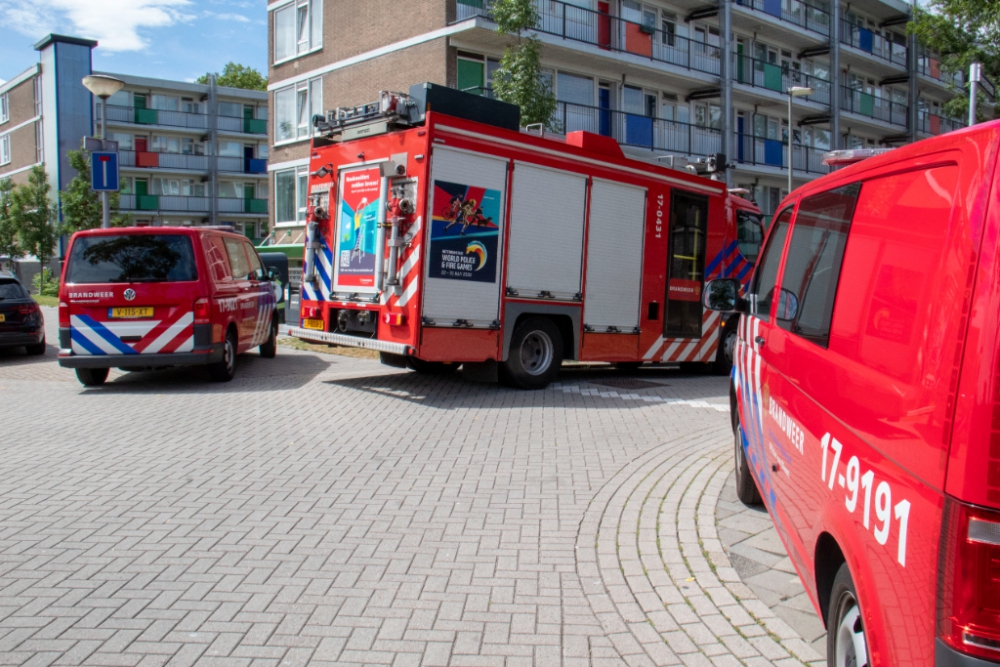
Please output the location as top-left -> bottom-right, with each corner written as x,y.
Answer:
75,315 -> 137,355
132,308 -> 190,353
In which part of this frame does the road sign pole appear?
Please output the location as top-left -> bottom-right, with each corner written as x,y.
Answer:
101,96 -> 110,229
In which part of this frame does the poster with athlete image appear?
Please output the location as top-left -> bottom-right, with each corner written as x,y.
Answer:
429,180 -> 501,283
335,167 -> 382,289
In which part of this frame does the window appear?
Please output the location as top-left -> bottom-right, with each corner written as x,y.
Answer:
661,13 -> 677,46
219,141 -> 243,157
245,242 -> 265,279
0,135 -> 10,166
297,169 -> 308,221
111,133 -> 133,151
151,136 -> 181,153
180,138 -> 203,155
274,166 -> 308,226
224,237 -> 251,280
274,77 -> 322,144
107,90 -> 129,107
776,184 -> 860,346
65,234 -> 198,283
181,98 -> 200,114
151,178 -> 204,197
203,235 -> 232,283
0,94 -> 8,124
556,72 -> 594,106
737,211 -> 765,262
748,207 -> 792,323
151,95 -> 179,112
219,101 -> 242,118
274,0 -> 322,63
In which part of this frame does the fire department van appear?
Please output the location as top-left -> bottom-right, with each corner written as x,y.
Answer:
704,123 -> 1000,667
288,83 -> 764,388
58,227 -> 279,386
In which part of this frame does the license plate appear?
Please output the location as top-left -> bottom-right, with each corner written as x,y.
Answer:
303,318 -> 324,331
0,314 -> 4,323
109,307 -> 154,319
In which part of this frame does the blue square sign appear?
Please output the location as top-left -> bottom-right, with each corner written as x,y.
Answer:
91,151 -> 119,192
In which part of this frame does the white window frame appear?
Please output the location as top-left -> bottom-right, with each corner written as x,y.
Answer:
273,76 -> 322,146
273,0 -> 323,65
0,93 -> 8,125
0,134 -> 10,166
274,165 -> 309,227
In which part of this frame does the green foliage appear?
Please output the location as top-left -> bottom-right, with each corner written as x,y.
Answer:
197,62 -> 268,91
0,179 -> 19,261
490,0 -> 558,129
60,150 -> 129,234
10,166 -> 57,271
911,0 -> 1000,120
34,268 -> 59,297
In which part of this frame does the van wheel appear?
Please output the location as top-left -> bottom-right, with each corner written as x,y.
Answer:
208,330 -> 237,382
734,411 -> 762,506
713,325 -> 737,376
76,368 -> 109,387
827,563 -> 870,667
500,317 -> 563,390
407,357 -> 458,375
25,336 -> 46,356
259,318 -> 277,359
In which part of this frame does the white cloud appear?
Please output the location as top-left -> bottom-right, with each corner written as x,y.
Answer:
2,0 -> 195,52
205,11 -> 251,23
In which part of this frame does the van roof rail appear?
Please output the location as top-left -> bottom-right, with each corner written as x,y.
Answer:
822,148 -> 894,166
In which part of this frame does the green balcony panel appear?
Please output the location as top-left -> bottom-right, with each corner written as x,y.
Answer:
134,108 -> 159,125
244,118 -> 267,134
859,93 -> 874,117
137,195 -> 159,210
763,63 -> 783,92
458,0 -> 483,6
245,199 -> 268,214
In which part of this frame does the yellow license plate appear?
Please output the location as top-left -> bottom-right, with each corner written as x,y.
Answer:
110,307 -> 154,319
303,318 -> 325,331
0,314 -> 4,323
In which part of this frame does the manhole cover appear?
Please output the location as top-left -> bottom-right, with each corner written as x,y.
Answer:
590,378 -> 666,390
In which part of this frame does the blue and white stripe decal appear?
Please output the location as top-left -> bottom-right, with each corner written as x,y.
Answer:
71,315 -> 140,356
734,315 -> 777,508
303,236 -> 333,302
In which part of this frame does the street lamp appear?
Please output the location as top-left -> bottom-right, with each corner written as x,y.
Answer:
82,75 -> 125,228
786,86 -> 813,194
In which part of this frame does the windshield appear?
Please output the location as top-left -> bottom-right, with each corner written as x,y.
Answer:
66,234 -> 198,284
0,281 -> 28,300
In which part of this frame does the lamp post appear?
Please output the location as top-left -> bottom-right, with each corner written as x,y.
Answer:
82,75 -> 125,228
786,86 -> 813,194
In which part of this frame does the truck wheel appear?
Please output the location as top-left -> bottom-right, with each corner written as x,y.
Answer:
827,563 -> 870,667
713,324 -> 737,376
259,318 -> 278,359
76,368 -> 109,387
734,411 -> 762,506
406,357 -> 458,375
500,317 -> 563,390
208,330 -> 237,382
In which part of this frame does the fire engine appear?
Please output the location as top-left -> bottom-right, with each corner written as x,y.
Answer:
288,83 -> 764,389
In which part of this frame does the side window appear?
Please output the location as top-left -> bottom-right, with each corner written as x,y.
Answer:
202,235 -> 232,283
748,207 -> 793,323
224,238 -> 251,280
776,184 -> 861,347
245,243 -> 265,280
737,210 -> 765,263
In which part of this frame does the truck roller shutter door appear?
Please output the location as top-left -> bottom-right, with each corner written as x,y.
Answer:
507,162 -> 588,300
423,147 -> 508,327
584,179 -> 646,331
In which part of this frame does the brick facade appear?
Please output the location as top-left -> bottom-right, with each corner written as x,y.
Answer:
0,75 -> 41,185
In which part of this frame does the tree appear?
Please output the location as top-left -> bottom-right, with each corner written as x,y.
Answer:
197,62 -> 267,91
60,150 -> 129,233
10,166 -> 57,274
490,0 -> 558,129
911,0 -> 1000,121
0,179 -> 20,262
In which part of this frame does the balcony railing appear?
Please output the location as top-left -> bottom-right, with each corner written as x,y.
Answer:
219,198 -> 269,214
839,21 -> 907,67
916,51 -> 963,87
551,101 -> 722,155
734,56 -> 831,105
733,0 -> 830,37
840,86 -> 908,126
120,195 -> 267,214
917,113 -> 964,136
456,0 -> 721,76
103,105 -> 209,130
119,150 -> 210,171
735,135 -> 830,175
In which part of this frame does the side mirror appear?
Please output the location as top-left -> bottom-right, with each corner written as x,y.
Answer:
776,288 -> 799,321
702,278 -> 747,313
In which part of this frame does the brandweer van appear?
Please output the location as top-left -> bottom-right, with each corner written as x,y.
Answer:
704,121 -> 1000,667
58,227 -> 280,385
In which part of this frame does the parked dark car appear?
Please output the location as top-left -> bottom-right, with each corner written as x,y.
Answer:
0,275 -> 46,355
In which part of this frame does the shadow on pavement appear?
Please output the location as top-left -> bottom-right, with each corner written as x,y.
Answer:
0,342 -> 58,367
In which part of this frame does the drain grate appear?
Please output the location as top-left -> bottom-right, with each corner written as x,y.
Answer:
590,378 -> 666,390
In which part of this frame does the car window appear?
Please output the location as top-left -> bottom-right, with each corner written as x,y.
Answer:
224,238 -> 251,280
748,208 -> 793,323
244,242 -> 265,280
202,235 -> 232,283
776,183 -> 860,347
66,234 -> 198,283
0,281 -> 28,299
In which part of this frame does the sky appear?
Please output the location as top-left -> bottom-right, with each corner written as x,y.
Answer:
0,0 -> 268,86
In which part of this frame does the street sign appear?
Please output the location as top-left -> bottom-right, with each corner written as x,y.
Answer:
83,137 -> 118,153
91,151 -> 119,192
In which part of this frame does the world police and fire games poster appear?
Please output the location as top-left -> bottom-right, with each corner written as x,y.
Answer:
429,180 -> 501,283
336,167 -> 381,288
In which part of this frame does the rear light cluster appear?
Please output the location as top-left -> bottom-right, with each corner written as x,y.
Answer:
59,302 -> 69,327
193,298 -> 211,324
938,498 -> 1000,661
14,302 -> 41,325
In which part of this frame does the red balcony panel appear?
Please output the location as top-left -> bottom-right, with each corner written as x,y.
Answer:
136,151 -> 159,168
930,115 -> 941,135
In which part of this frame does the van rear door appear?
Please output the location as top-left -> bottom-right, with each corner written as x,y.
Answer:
63,232 -> 201,357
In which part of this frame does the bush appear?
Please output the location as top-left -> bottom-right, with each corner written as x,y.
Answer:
34,268 -> 59,297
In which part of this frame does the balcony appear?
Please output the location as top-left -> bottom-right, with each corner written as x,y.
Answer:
735,135 -> 830,175
733,0 -> 830,37
119,150 -> 209,171
917,51 -> 963,87
734,56 -> 831,105
103,105 -> 209,130
218,115 -> 267,134
840,21 -> 907,68
455,0 -> 721,77
551,101 -> 721,156
840,86 -> 907,127
219,198 -> 268,214
120,195 -> 268,215
917,112 -> 964,136
244,118 -> 267,134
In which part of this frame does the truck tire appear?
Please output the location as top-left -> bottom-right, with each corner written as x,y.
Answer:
500,316 -> 563,390
259,318 -> 278,359
713,322 -> 738,376
827,563 -> 870,667
208,330 -> 237,382
734,410 -> 762,505
76,367 -> 109,387
407,357 -> 458,375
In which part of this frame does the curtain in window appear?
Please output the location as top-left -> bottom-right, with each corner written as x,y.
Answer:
275,87 -> 295,142
275,5 -> 295,61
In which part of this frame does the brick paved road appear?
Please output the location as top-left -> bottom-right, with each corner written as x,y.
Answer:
0,309 -> 822,666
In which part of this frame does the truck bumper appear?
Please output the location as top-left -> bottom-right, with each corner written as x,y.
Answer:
58,345 -> 224,369
287,327 -> 411,355
937,640 -> 1000,667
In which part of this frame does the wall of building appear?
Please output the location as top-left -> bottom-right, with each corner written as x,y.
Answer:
0,76 -> 41,184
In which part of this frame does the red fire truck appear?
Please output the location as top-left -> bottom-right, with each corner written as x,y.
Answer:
288,84 -> 764,388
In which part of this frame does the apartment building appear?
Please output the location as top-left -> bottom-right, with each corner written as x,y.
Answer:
266,0 -> 960,251
0,34 -> 270,241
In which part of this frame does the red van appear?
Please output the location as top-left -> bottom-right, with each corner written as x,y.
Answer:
704,122 -> 1000,667
58,227 -> 280,386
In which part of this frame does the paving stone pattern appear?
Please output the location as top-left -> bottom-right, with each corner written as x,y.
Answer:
0,309 -> 823,666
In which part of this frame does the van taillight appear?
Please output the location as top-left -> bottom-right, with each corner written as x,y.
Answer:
59,302 -> 69,327
194,298 -> 210,324
938,498 -> 1000,661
